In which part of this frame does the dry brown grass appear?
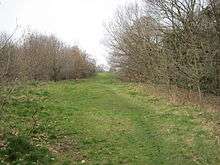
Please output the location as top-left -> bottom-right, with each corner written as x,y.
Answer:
137,82 -> 220,112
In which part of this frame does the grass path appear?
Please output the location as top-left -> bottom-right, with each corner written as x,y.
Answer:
2,73 -> 220,164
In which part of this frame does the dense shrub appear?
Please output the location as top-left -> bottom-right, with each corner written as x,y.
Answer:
0,32 -> 96,83
105,0 -> 220,97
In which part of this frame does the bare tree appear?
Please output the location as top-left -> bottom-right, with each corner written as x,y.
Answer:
105,0 -> 219,99
209,0 -> 220,95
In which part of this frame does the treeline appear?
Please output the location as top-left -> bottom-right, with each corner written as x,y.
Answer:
0,32 -> 96,83
106,0 -> 220,97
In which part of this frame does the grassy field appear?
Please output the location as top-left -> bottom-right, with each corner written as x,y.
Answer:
1,73 -> 220,165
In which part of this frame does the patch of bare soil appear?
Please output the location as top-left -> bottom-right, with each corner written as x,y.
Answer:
49,136 -> 87,162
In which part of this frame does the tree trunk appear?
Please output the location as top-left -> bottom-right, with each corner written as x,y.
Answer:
214,0 -> 220,95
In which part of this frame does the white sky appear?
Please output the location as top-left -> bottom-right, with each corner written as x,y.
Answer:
0,0 -> 136,65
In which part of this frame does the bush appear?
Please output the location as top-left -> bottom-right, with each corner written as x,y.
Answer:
0,135 -> 55,165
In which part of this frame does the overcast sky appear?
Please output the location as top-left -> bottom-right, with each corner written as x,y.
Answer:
0,0 -> 136,65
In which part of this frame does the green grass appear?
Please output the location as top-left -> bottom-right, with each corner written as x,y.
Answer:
1,73 -> 220,165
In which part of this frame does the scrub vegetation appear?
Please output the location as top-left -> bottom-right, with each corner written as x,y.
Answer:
1,0 -> 220,164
